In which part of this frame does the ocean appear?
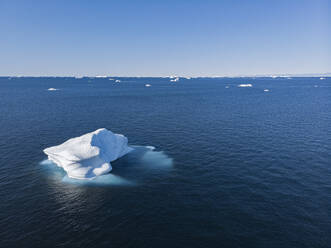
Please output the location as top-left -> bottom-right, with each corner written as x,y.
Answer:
0,76 -> 330,247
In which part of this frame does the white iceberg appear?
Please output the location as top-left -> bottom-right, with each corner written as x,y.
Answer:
145,84 -> 151,87
320,77 -> 325,80
170,77 -> 179,82
238,84 -> 252,87
264,89 -> 270,92
47,88 -> 59,91
43,128 -> 133,179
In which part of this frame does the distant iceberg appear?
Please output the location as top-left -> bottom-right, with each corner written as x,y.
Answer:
238,84 -> 252,87
145,84 -> 151,87
264,89 -> 270,92
320,77 -> 325,80
43,128 -> 133,179
170,77 -> 179,82
115,79 -> 121,83
47,88 -> 59,91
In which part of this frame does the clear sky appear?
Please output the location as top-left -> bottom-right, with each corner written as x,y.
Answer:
0,0 -> 330,77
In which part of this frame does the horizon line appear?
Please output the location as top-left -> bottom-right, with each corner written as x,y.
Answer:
0,72 -> 330,78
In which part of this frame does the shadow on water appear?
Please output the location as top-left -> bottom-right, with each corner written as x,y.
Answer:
40,146 -> 173,187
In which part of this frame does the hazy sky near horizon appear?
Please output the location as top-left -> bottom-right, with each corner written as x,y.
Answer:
0,0 -> 330,76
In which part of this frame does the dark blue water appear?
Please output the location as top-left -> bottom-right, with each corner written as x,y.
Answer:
0,77 -> 330,248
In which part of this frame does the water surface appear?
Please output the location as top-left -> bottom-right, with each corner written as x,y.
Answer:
0,77 -> 330,247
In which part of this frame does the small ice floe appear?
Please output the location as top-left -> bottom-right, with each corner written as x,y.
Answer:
320,77 -> 325,80
225,86 -> 230,88
271,75 -> 278,79
238,84 -> 252,87
264,89 -> 270,92
145,145 -> 156,150
115,79 -> 121,83
47,88 -> 59,91
109,78 -> 114,81
43,128 -> 133,179
145,84 -> 151,87
185,77 -> 191,80
314,85 -> 319,88
170,77 -> 179,82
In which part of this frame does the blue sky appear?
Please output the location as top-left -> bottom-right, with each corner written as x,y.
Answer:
0,0 -> 330,76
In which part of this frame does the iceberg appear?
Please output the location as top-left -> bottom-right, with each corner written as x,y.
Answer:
170,77 -> 179,82
238,84 -> 252,87
43,128 -> 133,179
47,88 -> 59,91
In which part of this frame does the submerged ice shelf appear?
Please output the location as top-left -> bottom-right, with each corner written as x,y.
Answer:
43,128 -> 133,179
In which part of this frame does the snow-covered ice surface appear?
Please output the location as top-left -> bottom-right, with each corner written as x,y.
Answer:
43,128 -> 133,179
